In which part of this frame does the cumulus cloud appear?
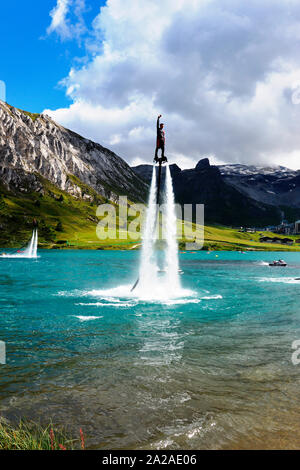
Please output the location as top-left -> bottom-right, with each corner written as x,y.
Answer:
45,0 -> 300,169
47,0 -> 86,40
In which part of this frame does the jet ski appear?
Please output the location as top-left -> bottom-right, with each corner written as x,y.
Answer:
269,259 -> 287,267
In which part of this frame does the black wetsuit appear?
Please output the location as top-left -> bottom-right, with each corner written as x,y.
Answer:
155,116 -> 165,160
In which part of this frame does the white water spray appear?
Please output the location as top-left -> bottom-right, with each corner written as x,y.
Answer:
138,166 -> 158,290
32,229 -> 38,257
164,164 -> 180,289
26,230 -> 35,256
87,164 -> 195,302
22,229 -> 38,258
1,230 -> 38,258
135,164 -> 181,299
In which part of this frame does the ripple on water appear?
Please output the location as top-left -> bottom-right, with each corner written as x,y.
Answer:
74,315 -> 103,322
259,277 -> 300,284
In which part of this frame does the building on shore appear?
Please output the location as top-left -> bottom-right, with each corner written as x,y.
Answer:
259,236 -> 294,245
294,220 -> 300,234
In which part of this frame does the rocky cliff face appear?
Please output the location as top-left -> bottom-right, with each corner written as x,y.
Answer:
0,101 -> 148,202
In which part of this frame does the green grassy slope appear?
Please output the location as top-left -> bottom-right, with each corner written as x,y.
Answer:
202,225 -> 300,251
0,178 -> 106,249
0,175 -> 144,250
1,177 -> 299,251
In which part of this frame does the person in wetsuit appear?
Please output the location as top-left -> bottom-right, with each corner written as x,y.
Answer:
154,114 -> 167,162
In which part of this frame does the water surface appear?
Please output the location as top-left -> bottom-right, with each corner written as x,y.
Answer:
1,250 -> 300,449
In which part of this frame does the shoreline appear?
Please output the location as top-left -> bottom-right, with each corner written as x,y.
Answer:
2,245 -> 300,252
2,224 -> 300,252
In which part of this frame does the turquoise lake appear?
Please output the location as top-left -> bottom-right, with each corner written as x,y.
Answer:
1,249 -> 300,449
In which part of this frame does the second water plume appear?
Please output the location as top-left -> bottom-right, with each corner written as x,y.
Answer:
26,229 -> 38,258
0,229 -> 38,259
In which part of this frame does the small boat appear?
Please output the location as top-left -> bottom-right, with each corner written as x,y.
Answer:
269,259 -> 287,267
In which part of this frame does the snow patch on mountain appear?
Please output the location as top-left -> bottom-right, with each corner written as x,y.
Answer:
218,164 -> 299,178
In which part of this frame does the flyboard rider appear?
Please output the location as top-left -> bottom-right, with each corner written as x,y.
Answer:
154,115 -> 167,163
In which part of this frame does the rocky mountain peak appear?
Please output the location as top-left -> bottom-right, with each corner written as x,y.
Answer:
195,158 -> 210,171
0,100 -> 148,203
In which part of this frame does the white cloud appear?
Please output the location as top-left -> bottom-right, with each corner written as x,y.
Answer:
47,0 -> 86,40
47,0 -> 71,38
45,0 -> 300,169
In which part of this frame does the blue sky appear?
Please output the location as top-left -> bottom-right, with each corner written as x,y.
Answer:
0,0 -> 104,112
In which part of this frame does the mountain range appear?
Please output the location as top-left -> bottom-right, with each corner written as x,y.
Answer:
1,100 -> 300,245
132,159 -> 300,226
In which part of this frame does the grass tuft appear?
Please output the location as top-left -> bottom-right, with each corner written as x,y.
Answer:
0,418 -> 77,450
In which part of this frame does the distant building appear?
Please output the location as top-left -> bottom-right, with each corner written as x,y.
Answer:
265,226 -> 277,232
295,220 -> 300,234
264,221 -> 295,235
259,236 -> 294,245
275,221 -> 294,234
281,237 -> 294,245
242,220 -> 299,235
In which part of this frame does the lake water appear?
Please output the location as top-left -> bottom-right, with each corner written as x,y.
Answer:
1,250 -> 300,449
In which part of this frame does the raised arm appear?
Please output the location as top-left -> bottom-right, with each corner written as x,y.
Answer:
157,114 -> 162,132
